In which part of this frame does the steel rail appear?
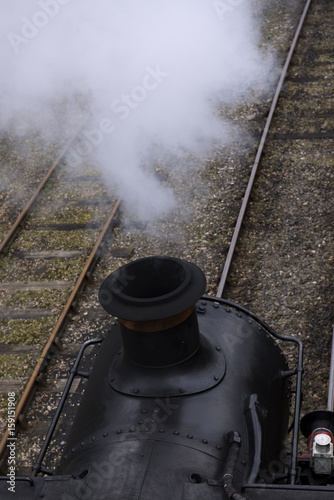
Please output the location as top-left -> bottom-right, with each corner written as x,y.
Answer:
0,117 -> 88,255
0,198 -> 121,467
327,325 -> 334,411
217,0 -> 313,298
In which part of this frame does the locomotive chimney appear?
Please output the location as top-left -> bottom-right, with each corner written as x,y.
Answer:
99,256 -> 206,367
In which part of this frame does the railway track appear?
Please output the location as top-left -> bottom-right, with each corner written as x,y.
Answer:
218,0 -> 333,414
216,0 -> 312,298
0,125 -> 122,471
0,0 -> 332,478
0,119 -> 87,256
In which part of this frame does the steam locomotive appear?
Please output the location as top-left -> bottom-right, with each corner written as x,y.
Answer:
1,256 -> 334,499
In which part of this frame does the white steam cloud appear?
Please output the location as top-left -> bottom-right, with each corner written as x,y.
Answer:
1,0 -> 275,220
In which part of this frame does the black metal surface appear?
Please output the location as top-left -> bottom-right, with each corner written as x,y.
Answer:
109,322 -> 226,397
3,478 -> 334,500
54,299 -> 290,499
243,484 -> 334,499
223,431 -> 246,500
243,394 -> 263,484
0,298 -> 293,499
300,410 -> 334,438
99,256 -> 206,321
116,309 -> 201,367
203,295 -> 304,485
100,256 -> 207,368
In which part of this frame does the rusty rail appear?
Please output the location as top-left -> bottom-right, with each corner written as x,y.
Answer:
0,198 -> 121,468
0,118 -> 87,255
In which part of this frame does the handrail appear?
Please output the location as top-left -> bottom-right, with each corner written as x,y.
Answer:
32,337 -> 103,476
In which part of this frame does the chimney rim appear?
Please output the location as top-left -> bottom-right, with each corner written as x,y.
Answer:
99,255 -> 206,321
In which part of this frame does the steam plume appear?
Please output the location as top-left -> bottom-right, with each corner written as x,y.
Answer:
1,0 -> 275,219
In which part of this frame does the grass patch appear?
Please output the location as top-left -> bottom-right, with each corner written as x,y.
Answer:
15,230 -> 97,251
0,318 -> 54,344
0,354 -> 34,379
0,288 -> 70,310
